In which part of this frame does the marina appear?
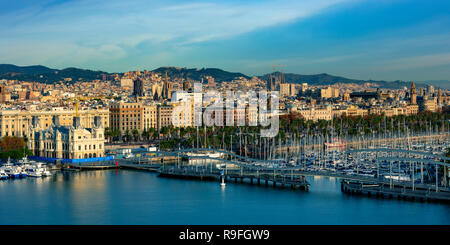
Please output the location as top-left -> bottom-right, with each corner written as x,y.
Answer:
2,132 -> 449,204
0,157 -> 53,180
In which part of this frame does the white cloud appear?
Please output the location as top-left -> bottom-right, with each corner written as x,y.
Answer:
0,0 -> 350,69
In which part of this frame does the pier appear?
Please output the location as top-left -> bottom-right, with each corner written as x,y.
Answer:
341,180 -> 450,202
158,166 -> 310,190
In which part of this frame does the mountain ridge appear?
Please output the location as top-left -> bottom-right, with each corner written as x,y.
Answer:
0,64 -> 442,89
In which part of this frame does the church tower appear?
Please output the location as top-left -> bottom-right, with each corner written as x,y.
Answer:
410,82 -> 417,105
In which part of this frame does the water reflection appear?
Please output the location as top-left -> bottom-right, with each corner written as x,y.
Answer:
0,170 -> 448,225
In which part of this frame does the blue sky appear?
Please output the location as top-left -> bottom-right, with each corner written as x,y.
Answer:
1,0 -> 450,81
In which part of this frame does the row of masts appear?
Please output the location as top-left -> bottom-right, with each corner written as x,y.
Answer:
190,118 -> 449,163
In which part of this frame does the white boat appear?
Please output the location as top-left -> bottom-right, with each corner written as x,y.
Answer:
2,158 -> 20,178
0,169 -> 8,180
123,153 -> 134,159
384,174 -> 411,182
41,168 -> 52,177
15,166 -> 27,178
25,165 -> 42,177
3,159 -> 20,178
17,156 -> 35,165
32,162 -> 52,177
5,167 -> 20,178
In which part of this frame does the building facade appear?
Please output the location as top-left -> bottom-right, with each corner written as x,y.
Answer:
0,108 -> 109,138
27,116 -> 105,159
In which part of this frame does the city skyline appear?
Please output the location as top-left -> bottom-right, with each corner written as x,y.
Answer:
1,0 -> 450,82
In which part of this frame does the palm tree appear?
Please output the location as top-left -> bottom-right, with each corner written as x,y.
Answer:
124,129 -> 131,142
104,127 -> 112,143
113,129 -> 121,142
132,129 -> 139,142
148,128 -> 156,140
141,130 -> 149,142
161,127 -> 169,138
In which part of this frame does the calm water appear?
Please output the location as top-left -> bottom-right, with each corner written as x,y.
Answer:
0,170 -> 448,225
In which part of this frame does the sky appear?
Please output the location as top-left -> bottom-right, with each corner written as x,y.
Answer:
1,0 -> 450,81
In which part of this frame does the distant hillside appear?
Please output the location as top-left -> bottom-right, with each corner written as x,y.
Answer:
417,80 -> 450,90
259,72 -> 425,89
0,64 -> 441,89
0,64 -> 108,83
152,67 -> 250,82
0,64 -> 55,75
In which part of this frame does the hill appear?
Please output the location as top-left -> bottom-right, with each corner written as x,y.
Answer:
259,72 -> 424,89
152,67 -> 250,82
0,64 -> 108,83
0,64 -> 436,89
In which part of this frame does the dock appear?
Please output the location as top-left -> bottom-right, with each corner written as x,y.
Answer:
341,180 -> 450,202
158,166 -> 310,190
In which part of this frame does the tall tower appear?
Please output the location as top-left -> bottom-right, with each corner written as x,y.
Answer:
438,88 -> 442,104
133,77 -> 144,97
410,82 -> 417,105
183,80 -> 191,91
162,71 -> 173,100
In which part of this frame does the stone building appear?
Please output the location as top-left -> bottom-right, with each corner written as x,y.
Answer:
27,115 -> 105,159
0,108 -> 109,138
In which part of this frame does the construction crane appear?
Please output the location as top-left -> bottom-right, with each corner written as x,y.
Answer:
65,96 -> 85,117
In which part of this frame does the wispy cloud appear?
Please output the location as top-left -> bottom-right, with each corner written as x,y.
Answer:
380,53 -> 450,71
0,0 -> 349,69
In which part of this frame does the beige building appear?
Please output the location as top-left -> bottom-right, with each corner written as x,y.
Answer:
280,83 -> 297,97
28,116 -> 105,159
143,104 -> 158,130
120,78 -> 133,88
420,97 -> 438,112
157,104 -> 174,129
297,106 -> 333,121
321,87 -> 340,99
109,102 -> 144,133
0,85 -> 11,103
344,105 -> 368,117
0,108 -> 109,138
370,104 -> 419,117
110,101 -> 185,134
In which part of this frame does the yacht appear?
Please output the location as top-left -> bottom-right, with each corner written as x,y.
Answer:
25,165 -> 42,177
0,169 -> 8,180
5,166 -> 20,178
16,166 -> 27,178
3,159 -> 20,178
34,162 -> 52,177
41,167 -> 52,177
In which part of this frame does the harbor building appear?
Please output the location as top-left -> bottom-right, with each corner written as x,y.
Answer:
27,115 -> 105,159
0,108 -> 109,138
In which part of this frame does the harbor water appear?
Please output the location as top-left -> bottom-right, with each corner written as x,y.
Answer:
0,169 -> 448,225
